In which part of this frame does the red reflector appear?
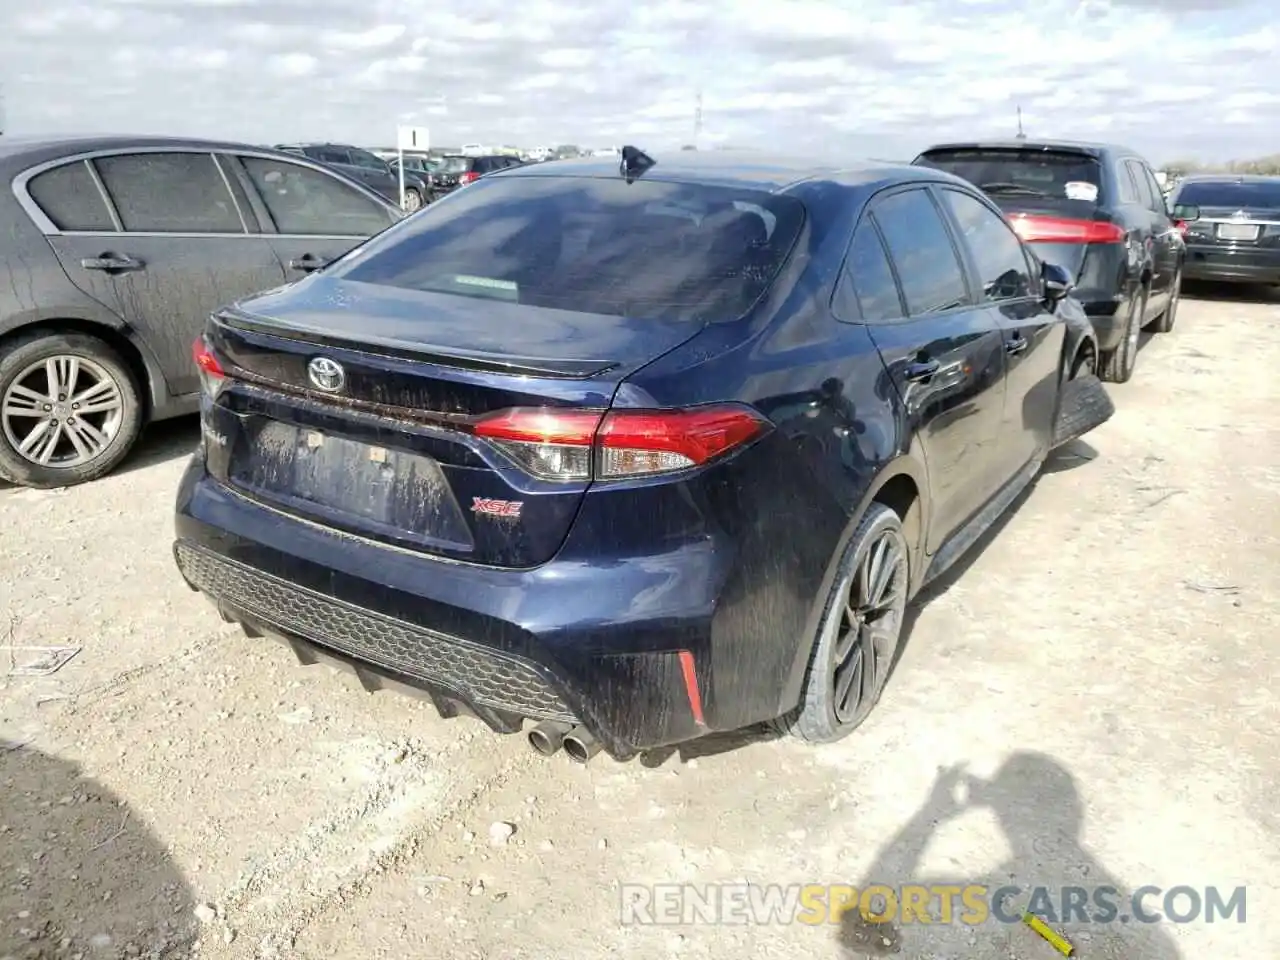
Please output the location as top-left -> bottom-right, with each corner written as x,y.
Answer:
192,336 -> 225,379
677,650 -> 705,726
1008,214 -> 1125,244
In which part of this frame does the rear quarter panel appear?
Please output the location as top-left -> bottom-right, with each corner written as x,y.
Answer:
0,192 -> 182,418
606,187 -> 923,726
0,194 -> 123,335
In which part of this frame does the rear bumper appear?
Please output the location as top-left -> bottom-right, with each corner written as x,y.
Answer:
1183,245 -> 1280,284
1030,240 -> 1135,353
172,452 -> 826,759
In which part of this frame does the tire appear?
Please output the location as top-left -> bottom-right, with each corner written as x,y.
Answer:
1146,267 -> 1181,334
1069,343 -> 1096,380
0,332 -> 143,489
779,503 -> 910,743
1099,287 -> 1145,384
402,188 -> 423,212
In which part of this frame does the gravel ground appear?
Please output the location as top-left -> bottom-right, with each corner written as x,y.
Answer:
2,287 -> 1277,960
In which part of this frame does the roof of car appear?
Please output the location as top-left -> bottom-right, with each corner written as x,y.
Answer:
0,134 -> 307,173
496,149 -> 943,193
918,138 -> 1137,159
1177,172 -> 1280,183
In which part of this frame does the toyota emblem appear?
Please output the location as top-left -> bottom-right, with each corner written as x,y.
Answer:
307,356 -> 345,393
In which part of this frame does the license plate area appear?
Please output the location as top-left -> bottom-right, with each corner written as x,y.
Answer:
229,419 -> 474,552
1217,222 -> 1260,242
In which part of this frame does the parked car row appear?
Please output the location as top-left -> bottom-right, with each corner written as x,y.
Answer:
275,142 -> 432,212
913,138 -> 1186,383
172,146 -> 1117,763
0,131 -> 1265,764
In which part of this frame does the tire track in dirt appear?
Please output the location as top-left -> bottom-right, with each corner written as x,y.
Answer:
34,628 -> 540,958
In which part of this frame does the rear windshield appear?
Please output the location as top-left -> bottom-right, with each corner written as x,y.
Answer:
917,148 -> 1104,203
1175,179 -> 1280,209
331,176 -> 806,322
437,156 -> 472,174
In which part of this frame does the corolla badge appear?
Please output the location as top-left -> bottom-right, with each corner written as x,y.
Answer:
307,356 -> 345,392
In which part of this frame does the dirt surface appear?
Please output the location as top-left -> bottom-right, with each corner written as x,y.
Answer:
2,286 -> 1277,960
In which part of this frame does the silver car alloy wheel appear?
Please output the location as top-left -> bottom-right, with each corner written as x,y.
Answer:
1,355 -> 124,468
402,190 -> 422,212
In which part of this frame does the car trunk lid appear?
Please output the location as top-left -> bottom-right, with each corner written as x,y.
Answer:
200,276 -> 707,568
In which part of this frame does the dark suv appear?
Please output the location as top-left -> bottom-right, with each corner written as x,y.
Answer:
277,143 -> 430,212
915,140 -> 1185,383
1169,175 -> 1280,289
175,151 -> 1112,763
428,154 -> 525,199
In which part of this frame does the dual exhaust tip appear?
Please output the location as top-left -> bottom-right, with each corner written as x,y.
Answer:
528,720 -> 601,763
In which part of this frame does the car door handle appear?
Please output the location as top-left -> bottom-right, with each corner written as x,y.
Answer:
80,254 -> 145,273
1005,335 -> 1029,356
903,359 -> 940,383
288,255 -> 329,273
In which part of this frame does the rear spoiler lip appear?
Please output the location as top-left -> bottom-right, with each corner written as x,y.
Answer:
212,306 -> 620,380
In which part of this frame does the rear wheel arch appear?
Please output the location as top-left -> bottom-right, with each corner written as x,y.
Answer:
0,318 -> 157,421
867,471 -> 925,583
778,458 -> 930,712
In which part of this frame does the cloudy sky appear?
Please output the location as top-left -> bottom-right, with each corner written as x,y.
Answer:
1,0 -> 1277,163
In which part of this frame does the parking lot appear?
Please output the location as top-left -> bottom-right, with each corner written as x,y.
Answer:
1,287 -> 1277,959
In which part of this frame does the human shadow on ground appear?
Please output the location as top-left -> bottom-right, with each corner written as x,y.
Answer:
0,740 -> 198,958
836,752 -> 1183,959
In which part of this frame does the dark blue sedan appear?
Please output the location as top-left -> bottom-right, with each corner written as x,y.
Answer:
174,148 -> 1112,763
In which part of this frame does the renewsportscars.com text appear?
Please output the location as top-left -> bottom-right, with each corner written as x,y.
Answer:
619,883 -> 1247,926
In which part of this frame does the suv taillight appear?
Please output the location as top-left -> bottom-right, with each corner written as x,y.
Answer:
1008,214 -> 1126,244
472,405 -> 770,482
458,171 -> 480,185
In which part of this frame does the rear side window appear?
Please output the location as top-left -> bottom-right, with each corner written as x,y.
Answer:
26,162 -> 115,232
918,148 -> 1103,204
1117,164 -> 1141,204
438,157 -> 471,174
1174,179 -> 1280,208
1125,160 -> 1158,211
871,189 -> 969,315
939,189 -> 1034,302
239,156 -> 393,237
315,148 -> 351,165
332,177 -> 806,323
94,153 -> 242,233
347,148 -> 386,170
839,223 -> 903,322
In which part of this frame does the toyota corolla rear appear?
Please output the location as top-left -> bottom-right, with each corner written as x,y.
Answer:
173,169 -> 823,761
1174,176 -> 1280,285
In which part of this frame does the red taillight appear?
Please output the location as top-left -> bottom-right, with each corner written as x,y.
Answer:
192,335 -> 227,395
472,404 -> 769,481
1175,219 -> 1188,237
458,171 -> 479,185
1007,214 -> 1126,245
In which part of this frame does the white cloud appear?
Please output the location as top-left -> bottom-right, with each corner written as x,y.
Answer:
267,53 -> 318,78
320,24 -> 407,51
0,0 -> 1276,162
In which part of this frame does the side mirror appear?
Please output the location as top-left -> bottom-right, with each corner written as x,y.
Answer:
1041,261 -> 1073,302
1170,202 -> 1199,222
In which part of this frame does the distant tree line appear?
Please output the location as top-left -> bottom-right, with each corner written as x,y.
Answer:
1164,155 -> 1280,177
